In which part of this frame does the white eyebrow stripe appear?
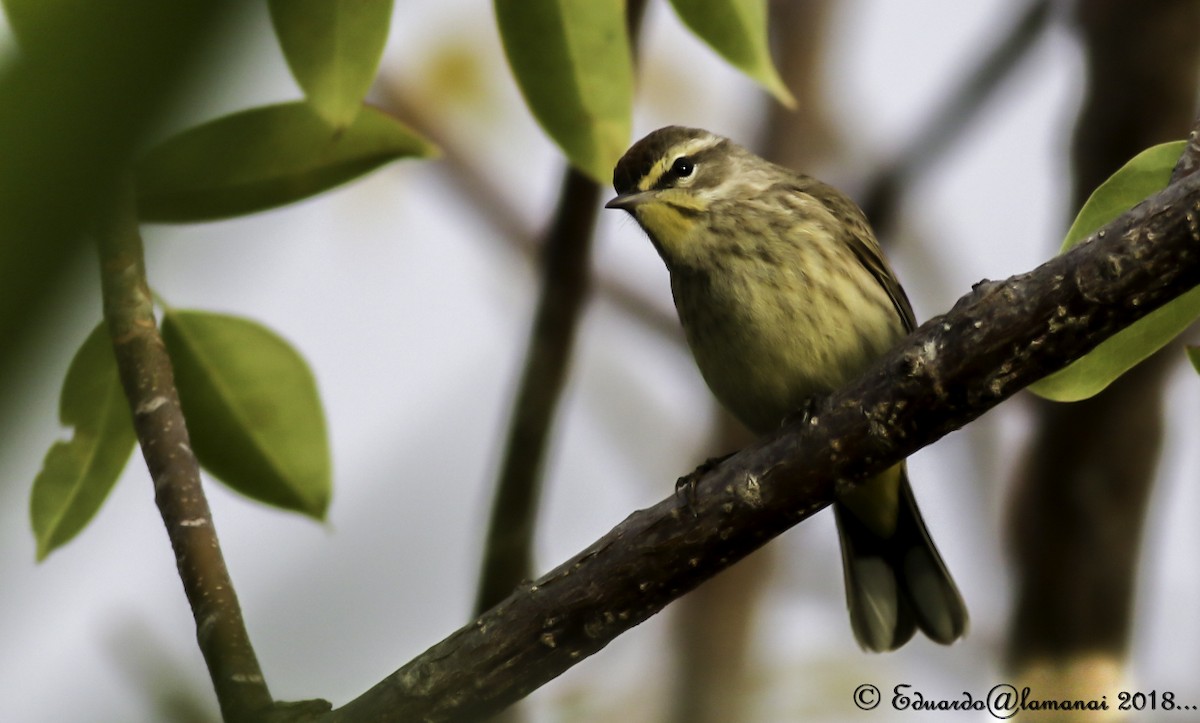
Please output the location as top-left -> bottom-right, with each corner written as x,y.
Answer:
636,135 -> 724,191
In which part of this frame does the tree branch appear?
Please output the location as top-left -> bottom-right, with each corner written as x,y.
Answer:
473,0 -> 651,616
473,167 -> 601,614
96,184 -> 275,723
325,149 -> 1200,722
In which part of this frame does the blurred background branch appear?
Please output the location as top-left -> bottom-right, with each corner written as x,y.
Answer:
1007,0 -> 1200,698
857,0 -> 1053,233
471,166 -> 602,618
469,0 -> 649,612
467,4 -> 649,722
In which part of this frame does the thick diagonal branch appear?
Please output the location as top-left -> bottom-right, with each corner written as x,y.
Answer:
327,161 -> 1200,723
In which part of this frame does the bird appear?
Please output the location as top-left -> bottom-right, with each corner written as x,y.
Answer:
604,125 -> 967,652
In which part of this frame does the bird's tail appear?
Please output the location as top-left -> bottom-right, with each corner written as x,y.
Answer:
834,463 -> 968,652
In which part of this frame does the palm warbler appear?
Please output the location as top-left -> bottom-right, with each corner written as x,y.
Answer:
605,126 -> 967,652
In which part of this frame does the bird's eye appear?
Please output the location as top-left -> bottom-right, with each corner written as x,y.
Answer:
670,156 -> 695,179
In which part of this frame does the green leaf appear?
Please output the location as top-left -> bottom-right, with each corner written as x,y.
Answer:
495,0 -> 632,183
0,0 -> 239,399
135,101 -> 436,223
668,0 -> 794,107
1056,142 -> 1189,255
269,0 -> 394,128
162,310 -> 330,518
1188,346 -> 1200,375
1028,141 -> 1195,402
2,0 -> 41,44
31,324 -> 136,560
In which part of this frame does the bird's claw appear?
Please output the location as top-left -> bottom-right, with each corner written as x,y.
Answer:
674,471 -> 700,516
674,452 -> 735,517
782,395 -> 821,428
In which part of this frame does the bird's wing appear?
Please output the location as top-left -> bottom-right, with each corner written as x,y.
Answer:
844,231 -> 918,333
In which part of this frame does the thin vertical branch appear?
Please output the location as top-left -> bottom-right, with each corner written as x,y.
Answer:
96,184 -> 273,723
472,0 -> 651,617
473,168 -> 602,614
759,0 -> 841,168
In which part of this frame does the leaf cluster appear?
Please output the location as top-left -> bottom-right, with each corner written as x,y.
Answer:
24,0 -> 802,558
27,0 -> 429,556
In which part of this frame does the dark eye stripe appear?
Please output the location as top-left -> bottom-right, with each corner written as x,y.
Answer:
650,142 -> 726,191
652,164 -> 684,191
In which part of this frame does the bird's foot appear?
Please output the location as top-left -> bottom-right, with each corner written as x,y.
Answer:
782,395 -> 822,428
674,452 -> 735,516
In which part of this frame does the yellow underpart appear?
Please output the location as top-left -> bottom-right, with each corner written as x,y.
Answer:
634,192 -> 707,255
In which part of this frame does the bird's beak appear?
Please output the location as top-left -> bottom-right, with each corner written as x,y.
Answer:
604,191 -> 655,211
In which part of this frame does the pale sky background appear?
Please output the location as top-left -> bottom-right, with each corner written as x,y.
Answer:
3,1 -> 1200,721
